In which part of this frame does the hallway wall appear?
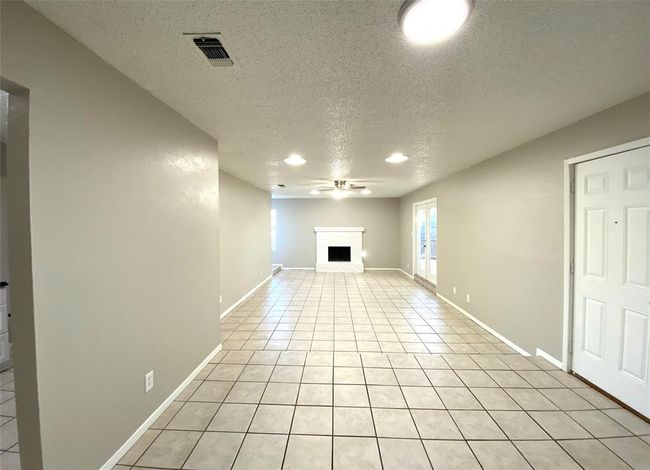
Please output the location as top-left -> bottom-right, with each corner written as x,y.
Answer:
272,198 -> 401,269
1,2 -> 221,468
219,171 -> 272,315
400,92 -> 650,360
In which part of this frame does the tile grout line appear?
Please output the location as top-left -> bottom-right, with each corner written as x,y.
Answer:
124,271 -> 648,470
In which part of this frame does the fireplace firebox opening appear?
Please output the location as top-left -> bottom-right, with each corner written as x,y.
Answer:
328,246 -> 351,262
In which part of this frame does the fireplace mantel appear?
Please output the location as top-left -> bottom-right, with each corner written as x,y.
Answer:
314,226 -> 365,233
314,227 -> 365,273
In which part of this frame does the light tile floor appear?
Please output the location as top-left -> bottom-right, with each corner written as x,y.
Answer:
0,368 -> 20,470
114,270 -> 650,469
8,271 -> 650,469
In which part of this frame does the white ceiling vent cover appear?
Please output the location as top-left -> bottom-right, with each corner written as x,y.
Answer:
192,36 -> 233,67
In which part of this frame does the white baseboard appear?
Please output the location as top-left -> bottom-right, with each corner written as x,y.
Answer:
220,274 -> 272,320
100,343 -> 223,470
535,348 -> 564,369
437,294 -> 531,357
399,269 -> 414,279
366,267 -> 414,280
277,267 -> 413,279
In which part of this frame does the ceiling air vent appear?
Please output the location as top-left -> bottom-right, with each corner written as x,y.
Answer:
193,36 -> 233,67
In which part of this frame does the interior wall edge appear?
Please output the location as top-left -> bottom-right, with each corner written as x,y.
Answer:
219,170 -> 272,315
1,76 -> 43,470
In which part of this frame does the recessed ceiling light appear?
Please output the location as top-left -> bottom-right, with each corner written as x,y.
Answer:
399,0 -> 473,45
283,153 -> 306,166
385,152 -> 409,164
309,189 -> 321,195
361,189 -> 372,195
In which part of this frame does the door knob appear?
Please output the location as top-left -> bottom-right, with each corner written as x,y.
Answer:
0,282 -> 7,288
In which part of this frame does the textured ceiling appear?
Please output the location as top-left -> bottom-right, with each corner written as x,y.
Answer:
28,0 -> 650,198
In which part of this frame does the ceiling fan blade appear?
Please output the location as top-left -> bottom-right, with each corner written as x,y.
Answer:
295,182 -> 328,187
349,185 -> 366,190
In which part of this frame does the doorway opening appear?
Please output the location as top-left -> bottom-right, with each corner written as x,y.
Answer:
1,90 -> 10,371
563,137 -> 650,420
0,88 -> 20,467
0,77 -> 41,469
413,198 -> 437,289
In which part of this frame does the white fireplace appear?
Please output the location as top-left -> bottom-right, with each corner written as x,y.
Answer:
314,227 -> 365,273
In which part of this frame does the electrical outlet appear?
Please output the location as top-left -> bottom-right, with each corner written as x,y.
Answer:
145,370 -> 154,393
466,294 -> 471,303
453,286 -> 457,294
219,295 -> 223,303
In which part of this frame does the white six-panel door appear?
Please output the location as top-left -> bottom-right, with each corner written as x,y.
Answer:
573,145 -> 650,417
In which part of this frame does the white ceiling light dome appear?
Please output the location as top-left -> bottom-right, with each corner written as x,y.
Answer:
332,188 -> 348,199
385,152 -> 409,164
360,189 -> 372,195
309,189 -> 321,195
283,153 -> 306,166
399,0 -> 473,45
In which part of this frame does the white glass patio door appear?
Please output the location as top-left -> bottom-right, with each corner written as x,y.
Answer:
414,199 -> 437,284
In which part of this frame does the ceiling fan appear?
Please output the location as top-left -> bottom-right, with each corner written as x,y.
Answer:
312,180 -> 371,198
317,180 -> 366,191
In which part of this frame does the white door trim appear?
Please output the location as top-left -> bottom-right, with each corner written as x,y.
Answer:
412,197 -> 437,279
562,137 -> 650,371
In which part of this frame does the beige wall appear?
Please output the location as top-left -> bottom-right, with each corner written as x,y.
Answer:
219,171 -> 272,314
400,93 -> 650,360
1,2 -> 221,469
272,198 -> 401,269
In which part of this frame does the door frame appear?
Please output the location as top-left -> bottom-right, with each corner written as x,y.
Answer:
1,76 -> 44,468
412,197 -> 437,280
562,137 -> 650,372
